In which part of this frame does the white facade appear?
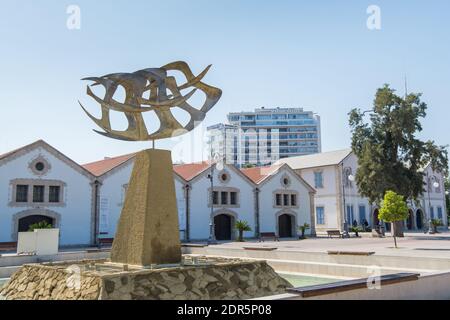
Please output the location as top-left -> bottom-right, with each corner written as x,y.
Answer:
0,141 -> 94,246
278,150 -> 448,233
257,166 -> 315,237
94,160 -> 315,241
186,164 -> 256,240
418,164 -> 448,226
3,141 -> 444,247
0,141 -> 316,246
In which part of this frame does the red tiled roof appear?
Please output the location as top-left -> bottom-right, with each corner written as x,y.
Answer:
83,154 -> 213,180
240,165 -> 282,184
173,161 -> 211,181
82,153 -> 136,176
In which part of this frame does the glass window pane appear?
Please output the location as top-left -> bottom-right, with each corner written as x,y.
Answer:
437,207 -> 443,219
276,194 -> 282,206
290,194 -> 297,206
49,186 -> 60,203
314,172 -> 323,188
16,185 -> 28,202
283,194 -> 289,206
230,192 -> 237,205
33,185 -> 45,203
358,205 -> 366,224
221,191 -> 228,205
316,207 -> 325,225
212,191 -> 219,205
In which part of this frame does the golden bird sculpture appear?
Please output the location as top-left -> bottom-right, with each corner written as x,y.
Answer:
79,61 -> 222,141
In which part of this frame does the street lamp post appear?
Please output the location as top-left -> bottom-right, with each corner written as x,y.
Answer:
207,152 -> 218,245
341,166 -> 354,238
446,191 -> 449,228
427,173 -> 440,234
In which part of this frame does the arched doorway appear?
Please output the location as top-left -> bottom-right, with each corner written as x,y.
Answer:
278,214 -> 294,238
373,209 -> 380,227
406,209 -> 414,230
416,209 -> 424,230
18,215 -> 54,232
214,214 -> 233,241
12,209 -> 61,241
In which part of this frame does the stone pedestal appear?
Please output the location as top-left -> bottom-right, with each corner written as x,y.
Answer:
111,149 -> 181,266
1,258 -> 292,300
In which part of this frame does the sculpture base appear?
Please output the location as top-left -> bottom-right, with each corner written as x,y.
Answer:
111,148 -> 181,266
1,257 -> 292,300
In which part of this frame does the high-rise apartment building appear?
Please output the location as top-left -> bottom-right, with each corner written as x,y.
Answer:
207,107 -> 321,167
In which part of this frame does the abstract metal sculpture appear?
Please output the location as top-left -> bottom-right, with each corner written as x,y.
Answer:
79,62 -> 222,266
79,61 -> 222,141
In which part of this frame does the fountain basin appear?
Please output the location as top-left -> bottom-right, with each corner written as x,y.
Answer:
1,256 -> 292,300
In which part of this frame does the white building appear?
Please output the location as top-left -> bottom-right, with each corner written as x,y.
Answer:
0,140 -> 316,247
277,149 -> 448,233
207,107 -> 321,167
83,156 -> 316,242
241,165 -> 316,237
0,140 -> 95,246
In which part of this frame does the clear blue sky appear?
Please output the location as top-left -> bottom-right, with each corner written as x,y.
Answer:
1,0 -> 449,164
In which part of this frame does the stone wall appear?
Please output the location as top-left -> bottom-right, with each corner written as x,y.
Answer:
1,258 -> 292,300
0,263 -> 101,300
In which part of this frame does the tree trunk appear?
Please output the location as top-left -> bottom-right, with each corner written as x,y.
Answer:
392,221 -> 404,237
238,230 -> 243,242
390,222 -> 398,248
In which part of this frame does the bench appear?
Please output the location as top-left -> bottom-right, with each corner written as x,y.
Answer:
181,244 -> 206,248
327,250 -> 375,256
98,238 -> 114,248
259,232 -> 279,242
326,230 -> 343,238
0,242 -> 17,252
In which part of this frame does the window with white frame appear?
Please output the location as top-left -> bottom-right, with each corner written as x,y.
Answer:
437,207 -> 443,220
346,205 -> 354,224
358,205 -> 366,224
314,171 -> 323,188
316,206 -> 325,225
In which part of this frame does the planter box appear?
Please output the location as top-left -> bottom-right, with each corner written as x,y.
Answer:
17,229 -> 59,256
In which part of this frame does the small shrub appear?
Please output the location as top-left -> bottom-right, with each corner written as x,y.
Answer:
298,223 -> 310,239
28,220 -> 53,232
235,220 -> 252,242
350,226 -> 364,237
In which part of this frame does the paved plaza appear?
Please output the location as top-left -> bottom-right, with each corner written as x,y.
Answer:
200,231 -> 450,259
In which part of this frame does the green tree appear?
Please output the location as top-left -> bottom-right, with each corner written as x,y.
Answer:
379,191 -> 409,248
349,85 -> 448,236
235,220 -> 252,242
